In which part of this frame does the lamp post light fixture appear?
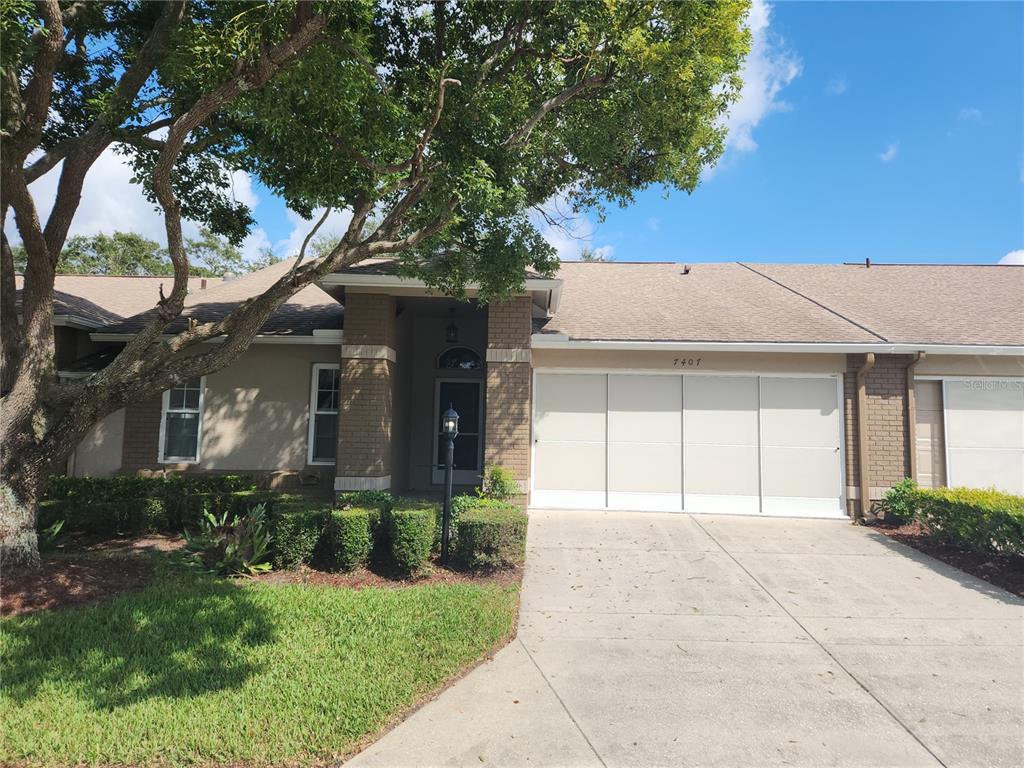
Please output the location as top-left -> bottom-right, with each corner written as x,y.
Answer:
439,406 -> 459,565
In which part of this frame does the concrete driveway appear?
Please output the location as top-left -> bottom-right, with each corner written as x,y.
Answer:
347,510 -> 1024,768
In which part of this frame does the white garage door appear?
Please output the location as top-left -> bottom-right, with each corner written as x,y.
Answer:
532,372 -> 844,517
943,379 -> 1024,495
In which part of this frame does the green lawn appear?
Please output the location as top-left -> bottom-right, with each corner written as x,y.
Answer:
1,558 -> 519,766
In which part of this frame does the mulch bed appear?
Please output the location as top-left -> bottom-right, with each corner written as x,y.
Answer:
256,559 -> 522,590
2,551 -> 158,618
871,519 -> 1024,598
3,534 -> 520,618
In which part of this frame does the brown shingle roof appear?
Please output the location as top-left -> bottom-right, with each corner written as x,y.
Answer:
541,261 -> 1024,346
15,274 -> 219,326
99,258 -> 342,336
746,263 -> 1024,346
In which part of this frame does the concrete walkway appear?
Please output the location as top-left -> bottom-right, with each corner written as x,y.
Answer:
347,510 -> 1024,768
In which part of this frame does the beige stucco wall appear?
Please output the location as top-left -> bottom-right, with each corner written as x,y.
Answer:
200,344 -> 340,471
915,355 -> 1024,377
70,408 -> 125,477
531,349 -> 846,375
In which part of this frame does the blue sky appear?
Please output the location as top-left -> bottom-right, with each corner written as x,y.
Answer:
17,1 -> 1024,267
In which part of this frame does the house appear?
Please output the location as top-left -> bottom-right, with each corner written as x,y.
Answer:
21,259 -> 1024,517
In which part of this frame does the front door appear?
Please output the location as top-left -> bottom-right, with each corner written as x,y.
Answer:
432,379 -> 484,485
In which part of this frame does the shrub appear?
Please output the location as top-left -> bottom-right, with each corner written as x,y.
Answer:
480,465 -> 520,501
184,504 -> 273,575
455,503 -> 528,571
321,508 -> 372,571
389,504 -> 436,573
267,500 -> 329,569
878,477 -> 918,522
915,486 -> 1024,554
337,490 -> 394,513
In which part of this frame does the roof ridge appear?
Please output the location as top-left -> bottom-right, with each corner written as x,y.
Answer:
737,262 -> 890,343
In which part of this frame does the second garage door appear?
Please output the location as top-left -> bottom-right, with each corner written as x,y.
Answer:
533,372 -> 844,517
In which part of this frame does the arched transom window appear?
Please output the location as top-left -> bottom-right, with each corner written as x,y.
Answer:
437,346 -> 482,370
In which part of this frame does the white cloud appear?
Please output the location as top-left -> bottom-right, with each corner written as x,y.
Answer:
533,193 -> 614,261
878,141 -> 900,163
276,207 -> 355,258
998,249 -> 1024,265
4,144 -> 270,264
825,77 -> 847,96
722,0 -> 802,153
958,107 -> 984,122
646,216 -> 661,232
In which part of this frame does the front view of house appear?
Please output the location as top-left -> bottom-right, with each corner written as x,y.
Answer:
46,259 -> 1024,518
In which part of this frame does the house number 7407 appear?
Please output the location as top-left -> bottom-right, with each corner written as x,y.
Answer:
673,357 -> 702,367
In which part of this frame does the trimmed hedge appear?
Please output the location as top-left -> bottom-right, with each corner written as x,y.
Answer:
321,508 -> 373,571
914,486 -> 1024,554
267,500 -> 330,569
42,474 -> 260,534
389,504 -> 437,573
455,502 -> 528,571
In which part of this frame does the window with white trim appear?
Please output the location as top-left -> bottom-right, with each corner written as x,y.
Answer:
159,376 -> 204,463
309,364 -> 340,464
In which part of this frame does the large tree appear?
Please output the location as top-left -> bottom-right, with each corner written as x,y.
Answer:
0,0 -> 749,565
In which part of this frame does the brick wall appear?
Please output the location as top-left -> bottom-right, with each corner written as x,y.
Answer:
486,295 -> 532,349
343,292 -> 395,347
336,293 -> 395,489
845,353 -> 912,512
484,297 -> 533,505
337,358 -> 393,477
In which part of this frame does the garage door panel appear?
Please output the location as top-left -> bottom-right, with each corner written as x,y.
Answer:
684,445 -> 760,496
947,448 -> 1024,496
534,441 -> 606,492
760,377 -> 839,448
534,373 -> 606,443
609,375 -> 681,443
760,446 -> 840,498
684,376 -> 758,445
608,443 -> 681,494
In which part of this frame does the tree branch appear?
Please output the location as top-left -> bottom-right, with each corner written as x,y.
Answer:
503,71 -> 611,149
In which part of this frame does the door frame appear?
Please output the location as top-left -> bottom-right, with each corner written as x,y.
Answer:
531,367 -> 847,518
432,377 -> 485,485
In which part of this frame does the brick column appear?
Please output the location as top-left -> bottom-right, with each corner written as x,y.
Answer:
844,353 -> 912,514
484,296 -> 533,505
336,293 -> 396,492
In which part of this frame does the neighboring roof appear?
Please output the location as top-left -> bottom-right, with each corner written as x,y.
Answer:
98,257 -> 342,337
331,257 -> 549,281
14,274 -> 219,327
537,261 -> 1024,347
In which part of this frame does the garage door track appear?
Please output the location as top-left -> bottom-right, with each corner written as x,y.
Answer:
348,510 -> 1024,768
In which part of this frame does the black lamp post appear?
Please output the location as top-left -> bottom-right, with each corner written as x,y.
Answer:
439,406 -> 459,565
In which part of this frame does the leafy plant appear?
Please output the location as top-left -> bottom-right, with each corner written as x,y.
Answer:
267,501 -> 328,569
455,504 -> 528,571
915,486 -> 1024,554
389,506 -> 436,574
37,519 -> 64,552
321,508 -> 372,572
878,477 -> 919,522
479,466 -> 520,501
185,504 -> 273,576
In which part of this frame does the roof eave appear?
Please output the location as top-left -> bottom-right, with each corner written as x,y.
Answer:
530,336 -> 1024,357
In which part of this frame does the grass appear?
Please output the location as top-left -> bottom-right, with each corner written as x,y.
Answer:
1,557 -> 519,766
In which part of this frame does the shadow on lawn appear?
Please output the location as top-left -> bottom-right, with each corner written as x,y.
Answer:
2,570 -> 274,710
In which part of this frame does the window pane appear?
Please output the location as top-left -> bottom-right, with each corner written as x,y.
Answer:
438,382 -> 480,433
312,413 -> 337,462
317,387 -> 338,412
183,388 -> 201,410
164,412 -> 199,459
168,389 -> 185,410
438,347 -> 482,370
184,376 -> 201,389
436,434 -> 479,472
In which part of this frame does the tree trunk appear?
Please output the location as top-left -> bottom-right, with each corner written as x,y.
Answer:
0,465 -> 43,569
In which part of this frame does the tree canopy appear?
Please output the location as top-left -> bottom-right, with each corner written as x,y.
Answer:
0,0 -> 750,565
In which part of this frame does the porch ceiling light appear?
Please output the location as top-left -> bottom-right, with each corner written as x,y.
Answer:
445,321 -> 459,344
442,406 -> 459,439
